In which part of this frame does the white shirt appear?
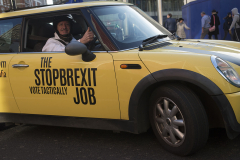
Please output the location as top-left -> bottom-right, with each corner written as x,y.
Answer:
42,32 -> 80,52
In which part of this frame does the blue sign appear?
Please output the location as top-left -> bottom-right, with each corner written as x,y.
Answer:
65,0 -> 99,3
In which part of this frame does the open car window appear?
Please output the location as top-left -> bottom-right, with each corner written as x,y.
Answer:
24,14 -> 89,52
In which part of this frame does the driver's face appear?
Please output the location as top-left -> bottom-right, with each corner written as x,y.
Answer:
57,21 -> 70,35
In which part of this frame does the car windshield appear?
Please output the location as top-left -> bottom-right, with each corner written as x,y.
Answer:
91,5 -> 172,50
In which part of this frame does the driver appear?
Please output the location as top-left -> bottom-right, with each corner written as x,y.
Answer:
42,15 -> 94,52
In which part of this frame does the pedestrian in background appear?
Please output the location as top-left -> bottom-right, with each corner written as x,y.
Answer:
176,18 -> 190,39
200,11 -> 211,39
175,18 -> 179,24
229,8 -> 240,42
164,13 -> 177,34
223,12 -> 233,40
209,10 -> 220,39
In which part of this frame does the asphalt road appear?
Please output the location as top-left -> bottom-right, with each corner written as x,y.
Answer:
0,125 -> 239,160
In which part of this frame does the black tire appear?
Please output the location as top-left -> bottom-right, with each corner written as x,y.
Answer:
149,84 -> 209,156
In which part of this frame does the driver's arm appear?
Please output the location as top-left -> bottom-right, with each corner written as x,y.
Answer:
79,27 -> 94,44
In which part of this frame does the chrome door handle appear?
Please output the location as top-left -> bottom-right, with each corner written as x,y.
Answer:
12,64 -> 29,68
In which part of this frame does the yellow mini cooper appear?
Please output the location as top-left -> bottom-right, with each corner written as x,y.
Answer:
1,1 -> 240,156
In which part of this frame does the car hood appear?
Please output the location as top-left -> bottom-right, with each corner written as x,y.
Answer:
146,40 -> 240,66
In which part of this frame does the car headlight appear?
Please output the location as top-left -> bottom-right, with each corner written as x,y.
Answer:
211,55 -> 240,87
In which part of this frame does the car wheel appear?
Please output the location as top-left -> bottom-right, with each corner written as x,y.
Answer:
149,84 -> 209,156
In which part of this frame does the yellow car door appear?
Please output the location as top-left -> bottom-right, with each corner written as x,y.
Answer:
0,57 -> 20,113
0,18 -> 21,113
9,52 -> 120,119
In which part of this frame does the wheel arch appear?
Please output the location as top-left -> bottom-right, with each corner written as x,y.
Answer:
129,69 -> 239,138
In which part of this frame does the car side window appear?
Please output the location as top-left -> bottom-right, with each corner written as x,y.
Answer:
24,16 -> 56,52
24,13 -> 98,52
0,18 -> 22,53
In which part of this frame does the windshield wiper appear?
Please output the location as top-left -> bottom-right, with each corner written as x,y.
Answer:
139,34 -> 168,51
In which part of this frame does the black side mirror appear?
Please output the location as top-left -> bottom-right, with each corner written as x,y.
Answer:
65,41 -> 96,62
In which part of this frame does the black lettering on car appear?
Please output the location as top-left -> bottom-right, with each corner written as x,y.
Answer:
29,86 -> 40,94
88,87 -> 96,105
34,69 -> 40,85
60,69 -> 66,86
92,68 -> 97,86
74,68 -> 80,86
0,61 -> 6,68
88,68 -> 91,86
80,87 -> 88,105
0,70 -> 6,77
73,87 -> 80,104
46,69 -> 52,86
41,57 -> 52,68
67,68 -> 74,86
73,87 -> 96,105
52,69 -> 59,86
40,69 -> 45,86
80,68 -> 88,86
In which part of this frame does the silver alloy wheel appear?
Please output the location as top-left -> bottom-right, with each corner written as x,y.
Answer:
154,97 -> 186,147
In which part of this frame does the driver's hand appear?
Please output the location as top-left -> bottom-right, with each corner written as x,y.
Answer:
80,27 -> 94,44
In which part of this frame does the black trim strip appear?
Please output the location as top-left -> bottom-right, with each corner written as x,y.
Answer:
0,113 -> 136,133
143,42 -> 172,50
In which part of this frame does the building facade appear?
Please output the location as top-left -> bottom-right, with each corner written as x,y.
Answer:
0,0 -> 47,12
104,0 -> 196,24
1,0 -> 196,24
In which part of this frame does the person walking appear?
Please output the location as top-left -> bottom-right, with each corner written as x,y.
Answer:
176,18 -> 190,39
208,10 -> 220,39
200,11 -> 211,39
229,8 -> 240,42
223,12 -> 233,40
164,13 -> 177,34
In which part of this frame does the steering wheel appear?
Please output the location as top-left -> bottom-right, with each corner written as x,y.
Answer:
87,37 -> 98,50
